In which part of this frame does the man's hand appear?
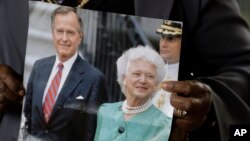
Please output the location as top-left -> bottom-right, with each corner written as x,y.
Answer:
0,64 -> 25,112
161,80 -> 212,131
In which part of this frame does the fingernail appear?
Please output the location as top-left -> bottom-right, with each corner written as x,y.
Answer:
161,81 -> 173,89
160,82 -> 166,89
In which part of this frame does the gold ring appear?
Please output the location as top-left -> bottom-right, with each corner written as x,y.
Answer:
174,108 -> 187,118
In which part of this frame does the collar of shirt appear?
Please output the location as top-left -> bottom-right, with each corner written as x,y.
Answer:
55,52 -> 78,72
164,62 -> 179,80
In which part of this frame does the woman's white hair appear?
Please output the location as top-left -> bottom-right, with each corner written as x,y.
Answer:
116,45 -> 166,93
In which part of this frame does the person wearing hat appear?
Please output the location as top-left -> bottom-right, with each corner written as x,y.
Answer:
156,20 -> 182,79
152,20 -> 182,133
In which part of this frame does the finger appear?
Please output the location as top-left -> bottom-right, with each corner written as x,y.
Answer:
1,87 -> 20,103
174,112 -> 205,131
161,81 -> 192,94
0,93 -> 4,102
171,94 -> 203,112
161,80 -> 209,96
0,64 -> 25,97
174,117 -> 204,131
0,64 -> 10,79
4,74 -> 25,97
0,80 -> 23,103
0,80 -> 7,93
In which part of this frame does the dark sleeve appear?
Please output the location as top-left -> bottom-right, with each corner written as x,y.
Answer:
0,0 -> 28,75
0,0 -> 28,140
134,0 -> 173,19
132,0 -> 250,140
82,72 -> 108,141
84,0 -> 135,15
178,0 -> 250,140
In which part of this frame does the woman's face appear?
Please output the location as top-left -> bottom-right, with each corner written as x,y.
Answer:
124,59 -> 157,100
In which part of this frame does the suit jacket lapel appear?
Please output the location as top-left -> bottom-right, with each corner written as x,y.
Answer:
36,57 -> 55,111
134,0 -> 174,19
34,56 -> 55,123
50,55 -> 86,117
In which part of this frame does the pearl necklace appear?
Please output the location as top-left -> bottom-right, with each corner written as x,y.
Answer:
122,98 -> 152,115
44,0 -> 89,8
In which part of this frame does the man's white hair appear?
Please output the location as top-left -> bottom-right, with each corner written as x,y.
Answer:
116,45 -> 166,94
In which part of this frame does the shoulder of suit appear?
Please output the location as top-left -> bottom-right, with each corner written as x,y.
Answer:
34,56 -> 55,65
82,61 -> 105,77
31,56 -> 55,69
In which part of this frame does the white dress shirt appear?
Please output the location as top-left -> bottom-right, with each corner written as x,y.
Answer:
42,52 -> 78,104
152,62 -> 179,118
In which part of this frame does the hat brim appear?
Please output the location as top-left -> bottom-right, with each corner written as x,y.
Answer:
156,25 -> 182,36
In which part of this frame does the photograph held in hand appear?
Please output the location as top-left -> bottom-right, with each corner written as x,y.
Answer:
19,2 -> 183,141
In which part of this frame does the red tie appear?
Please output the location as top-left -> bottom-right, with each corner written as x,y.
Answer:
43,63 -> 64,123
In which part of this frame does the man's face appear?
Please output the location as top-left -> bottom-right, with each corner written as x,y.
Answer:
52,12 -> 83,62
159,36 -> 181,64
124,59 -> 157,101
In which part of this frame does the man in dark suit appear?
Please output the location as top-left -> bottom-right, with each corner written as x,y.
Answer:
23,6 -> 108,141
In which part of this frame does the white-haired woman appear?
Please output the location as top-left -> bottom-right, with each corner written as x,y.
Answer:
94,46 -> 172,141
